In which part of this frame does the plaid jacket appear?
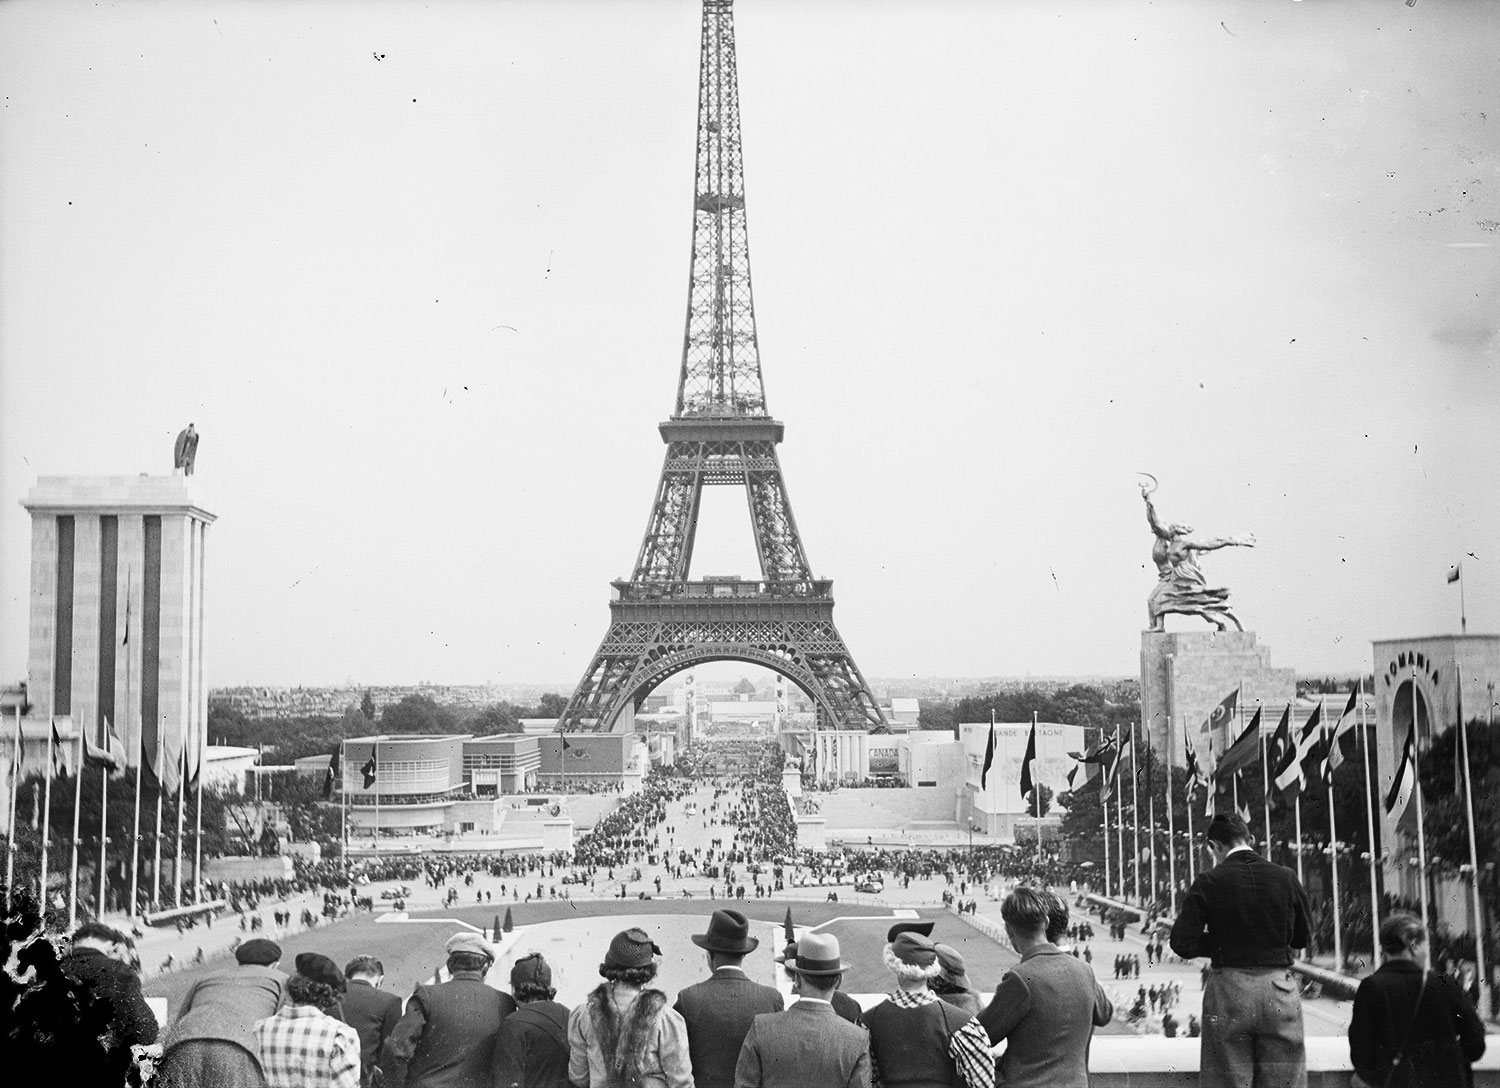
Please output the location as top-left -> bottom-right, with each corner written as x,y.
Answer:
254,1004 -> 362,1088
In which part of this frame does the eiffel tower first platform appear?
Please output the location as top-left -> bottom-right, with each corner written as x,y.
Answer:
558,0 -> 885,734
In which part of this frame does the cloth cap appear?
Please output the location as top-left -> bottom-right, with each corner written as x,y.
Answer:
934,943 -> 968,984
785,933 -> 848,976
604,928 -> 662,969
510,952 -> 552,990
691,909 -> 759,955
885,919 -> 935,943
294,952 -> 346,993
891,931 -> 938,967
446,932 -> 494,959
235,938 -> 282,966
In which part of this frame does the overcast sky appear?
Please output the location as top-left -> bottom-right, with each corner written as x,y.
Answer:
2,0 -> 1496,691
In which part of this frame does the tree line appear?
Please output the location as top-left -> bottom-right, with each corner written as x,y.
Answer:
208,691 -> 571,767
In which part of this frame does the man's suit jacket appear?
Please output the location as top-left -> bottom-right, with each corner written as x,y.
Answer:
978,944 -> 1113,1088
734,999 -> 870,1088
674,967 -> 786,1088
340,978 -> 404,1082
164,963 -> 287,1057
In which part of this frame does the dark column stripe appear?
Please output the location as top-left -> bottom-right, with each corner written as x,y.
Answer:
142,515 -> 161,780
54,516 -> 75,716
97,516 -> 118,746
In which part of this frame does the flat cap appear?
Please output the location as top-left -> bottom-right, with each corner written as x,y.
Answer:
446,932 -> 494,958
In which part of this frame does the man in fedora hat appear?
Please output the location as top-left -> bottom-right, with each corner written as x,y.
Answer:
734,933 -> 870,1088
674,909 -> 785,1088
775,938 -> 863,1026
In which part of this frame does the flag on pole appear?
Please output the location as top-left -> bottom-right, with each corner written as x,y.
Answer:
1273,702 -> 1321,800
1066,765 -> 1079,789
1066,732 -> 1118,791
1019,719 -> 1037,802
1214,707 -> 1263,783
1447,564 -> 1462,584
323,746 -> 341,801
361,752 -> 377,789
1198,688 -> 1240,737
1267,705 -> 1292,771
1384,725 -> 1418,832
981,717 -> 997,789
85,720 -> 121,770
1323,689 -> 1361,780
1098,731 -> 1124,804
51,722 -> 69,778
1185,734 -> 1207,794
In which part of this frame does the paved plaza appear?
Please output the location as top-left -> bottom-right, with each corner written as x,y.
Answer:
132,779 -> 1359,1040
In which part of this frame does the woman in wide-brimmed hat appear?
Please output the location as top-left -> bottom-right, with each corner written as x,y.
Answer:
566,928 -> 692,1088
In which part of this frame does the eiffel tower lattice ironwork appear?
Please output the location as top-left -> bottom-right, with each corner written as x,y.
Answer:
558,0 -> 885,734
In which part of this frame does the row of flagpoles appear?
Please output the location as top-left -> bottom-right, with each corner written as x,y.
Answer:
1059,666 -> 1490,1011
5,703 -> 207,927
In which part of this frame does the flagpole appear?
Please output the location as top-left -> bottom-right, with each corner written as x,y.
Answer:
1130,722 -> 1141,903
1032,713 -> 1041,866
1459,567 -> 1466,635
130,708 -> 143,917
69,725 -> 84,929
1324,697 -> 1343,972
1411,667 -> 1430,926
194,744 -> 203,903
1101,768 -> 1112,898
1166,715 -> 1177,914
152,719 -> 164,909
5,705 -> 22,913
1293,793 -> 1305,886
40,719 -> 56,923
98,733 -> 109,917
1116,773 -> 1126,899
373,737 -> 380,858
1260,726 -> 1272,864
174,733 -> 186,907
1185,763 -> 1196,885
1456,668 -> 1489,1018
340,739 -> 348,861
1148,790 -> 1158,909
1357,678 -> 1380,976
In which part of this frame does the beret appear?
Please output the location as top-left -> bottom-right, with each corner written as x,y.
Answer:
235,938 -> 282,966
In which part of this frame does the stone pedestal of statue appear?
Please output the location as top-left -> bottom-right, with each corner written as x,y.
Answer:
542,817 -> 575,855
1140,630 -> 1294,765
795,815 -> 827,852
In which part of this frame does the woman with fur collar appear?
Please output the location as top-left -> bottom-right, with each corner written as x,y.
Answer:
566,928 -> 693,1088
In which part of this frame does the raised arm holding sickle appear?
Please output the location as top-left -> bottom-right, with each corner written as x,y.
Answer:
1139,475 -> 1256,632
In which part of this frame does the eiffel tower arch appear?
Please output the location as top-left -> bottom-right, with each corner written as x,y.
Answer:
559,0 -> 884,734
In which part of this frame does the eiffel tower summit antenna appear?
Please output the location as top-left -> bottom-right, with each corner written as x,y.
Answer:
557,0 -> 886,735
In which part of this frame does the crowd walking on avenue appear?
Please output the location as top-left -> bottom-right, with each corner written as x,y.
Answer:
3,752 -> 1490,1087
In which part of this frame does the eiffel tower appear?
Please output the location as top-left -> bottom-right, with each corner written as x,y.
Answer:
558,0 -> 885,734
